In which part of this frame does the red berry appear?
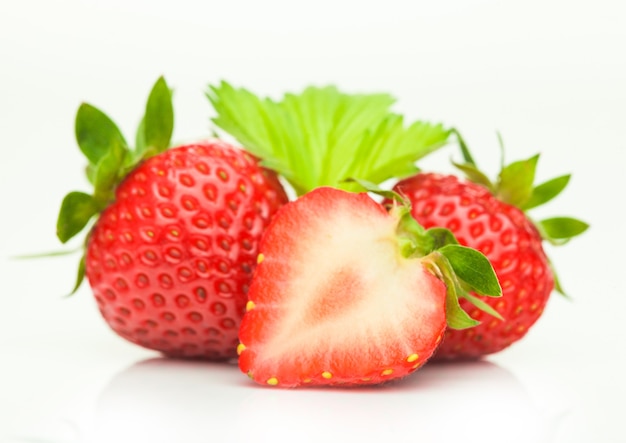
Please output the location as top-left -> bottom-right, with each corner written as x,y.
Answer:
395,173 -> 553,359
86,141 -> 287,359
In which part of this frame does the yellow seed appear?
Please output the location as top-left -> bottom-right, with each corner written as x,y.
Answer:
247,371 -> 254,379
412,363 -> 420,369
381,369 -> 394,376
246,300 -> 256,311
267,377 -> 278,386
303,378 -> 312,383
322,371 -> 333,379
257,253 -> 265,264
236,343 -> 246,355
406,353 -> 419,363
361,377 -> 371,382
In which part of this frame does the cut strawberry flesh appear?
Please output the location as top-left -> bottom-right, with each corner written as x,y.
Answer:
239,187 -> 446,387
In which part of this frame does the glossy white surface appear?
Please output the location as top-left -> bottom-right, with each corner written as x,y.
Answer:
1,1 -> 625,442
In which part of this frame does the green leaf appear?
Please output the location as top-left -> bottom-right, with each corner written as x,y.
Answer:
445,282 -> 481,330
452,128 -> 477,166
423,251 -> 498,330
439,244 -> 502,297
544,255 -> 569,298
208,82 -> 449,195
66,254 -> 86,296
346,178 -> 410,206
452,161 -> 494,190
93,141 -> 129,205
75,103 -> 127,165
425,227 -> 458,251
496,154 -> 539,207
347,117 -> 450,188
141,76 -> 173,158
56,192 -> 99,243
462,292 -> 504,320
538,217 -> 589,240
523,174 -> 571,210
135,116 -> 147,155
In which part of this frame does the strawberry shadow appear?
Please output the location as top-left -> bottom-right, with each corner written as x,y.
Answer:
89,357 -> 569,443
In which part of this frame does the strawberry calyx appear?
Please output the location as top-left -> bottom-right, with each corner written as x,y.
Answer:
393,204 -> 503,330
353,179 -> 503,329
56,76 -> 174,294
207,82 -> 451,196
451,129 -> 589,295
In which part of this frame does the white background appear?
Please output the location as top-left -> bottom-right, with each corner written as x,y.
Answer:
1,1 -> 625,442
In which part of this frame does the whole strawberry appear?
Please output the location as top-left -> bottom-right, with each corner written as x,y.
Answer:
57,78 -> 287,359
393,133 -> 588,359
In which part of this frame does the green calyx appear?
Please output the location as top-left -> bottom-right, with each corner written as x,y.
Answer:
56,76 -> 174,294
354,179 -> 502,330
451,129 -> 589,296
394,204 -> 503,330
207,82 -> 451,196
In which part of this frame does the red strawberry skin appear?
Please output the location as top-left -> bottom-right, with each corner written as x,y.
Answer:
85,140 -> 288,360
238,187 -> 447,387
394,173 -> 554,359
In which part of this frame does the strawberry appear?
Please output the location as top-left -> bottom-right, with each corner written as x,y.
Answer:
392,132 -> 588,359
57,78 -> 287,359
237,186 -> 502,387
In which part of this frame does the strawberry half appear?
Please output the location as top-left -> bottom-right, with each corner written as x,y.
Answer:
56,78 -> 287,359
238,187 -> 501,387
392,132 -> 589,359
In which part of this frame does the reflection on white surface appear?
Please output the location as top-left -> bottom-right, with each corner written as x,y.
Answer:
12,358 -> 573,443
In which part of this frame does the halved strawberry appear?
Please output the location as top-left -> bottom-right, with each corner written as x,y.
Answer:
238,187 -> 501,387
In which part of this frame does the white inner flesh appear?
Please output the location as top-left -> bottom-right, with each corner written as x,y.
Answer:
261,202 -> 440,364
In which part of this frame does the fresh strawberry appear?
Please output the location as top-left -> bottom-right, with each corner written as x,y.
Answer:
392,132 -> 588,359
237,186 -> 502,387
57,78 -> 287,359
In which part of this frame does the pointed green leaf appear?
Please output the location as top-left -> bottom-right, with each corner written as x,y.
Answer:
141,76 -> 173,158
496,131 -> 506,172
426,256 -> 480,330
75,103 -> 127,165
522,174 -> 571,210
56,192 -> 99,243
462,292 -> 504,320
452,161 -> 494,190
65,254 -> 86,297
439,244 -> 502,297
446,286 -> 481,330
93,141 -> 129,205
135,116 -> 147,155
452,128 -> 477,166
539,217 -> 589,240
346,178 -> 410,206
425,227 -> 458,250
545,255 -> 569,298
497,154 -> 539,207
